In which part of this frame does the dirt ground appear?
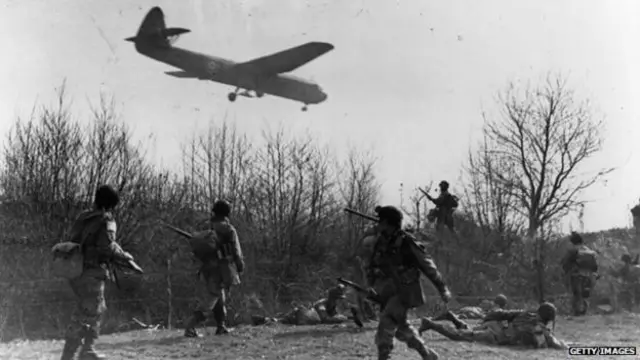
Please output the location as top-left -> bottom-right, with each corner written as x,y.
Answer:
2,313 -> 639,360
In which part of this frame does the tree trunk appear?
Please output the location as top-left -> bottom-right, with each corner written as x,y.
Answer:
528,219 -> 545,303
535,237 -> 546,303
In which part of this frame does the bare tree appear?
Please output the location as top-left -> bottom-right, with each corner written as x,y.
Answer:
478,73 -> 613,300
463,134 -> 524,238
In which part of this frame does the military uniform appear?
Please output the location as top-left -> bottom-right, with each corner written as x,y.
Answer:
313,285 -> 350,323
560,233 -> 598,316
420,305 -> 566,349
184,212 -> 245,337
367,206 -> 450,360
434,294 -> 508,324
60,186 -> 132,360
426,181 -> 457,233
253,285 -> 352,326
612,255 -> 640,310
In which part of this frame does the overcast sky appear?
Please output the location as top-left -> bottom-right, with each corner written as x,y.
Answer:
1,0 -> 638,232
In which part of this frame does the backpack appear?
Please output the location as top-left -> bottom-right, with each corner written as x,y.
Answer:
51,215 -> 101,279
51,241 -> 84,280
450,195 -> 459,209
189,230 -> 222,263
575,246 -> 598,272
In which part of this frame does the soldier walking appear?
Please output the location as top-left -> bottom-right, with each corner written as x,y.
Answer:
183,200 -> 245,337
424,181 -> 459,234
59,185 -> 136,360
560,232 -> 598,316
366,205 -> 451,360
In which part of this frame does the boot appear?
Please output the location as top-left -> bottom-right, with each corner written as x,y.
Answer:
60,338 -> 81,360
350,307 -> 364,328
78,328 -> 106,360
213,302 -> 230,335
407,338 -> 439,360
377,345 -> 393,360
184,310 -> 206,338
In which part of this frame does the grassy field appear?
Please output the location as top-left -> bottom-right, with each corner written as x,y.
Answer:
1,313 -> 639,360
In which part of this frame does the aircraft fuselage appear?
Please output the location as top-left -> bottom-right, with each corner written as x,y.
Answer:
134,43 -> 328,105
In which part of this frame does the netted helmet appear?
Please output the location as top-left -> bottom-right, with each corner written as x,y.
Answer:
537,302 -> 557,324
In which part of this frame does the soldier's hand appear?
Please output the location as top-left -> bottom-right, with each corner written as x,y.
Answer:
440,288 -> 452,303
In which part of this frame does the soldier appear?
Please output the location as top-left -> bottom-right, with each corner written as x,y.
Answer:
560,232 -> 598,316
367,205 -> 451,360
252,284 -> 360,326
183,200 -> 245,337
611,254 -> 640,310
631,201 -> 640,237
425,181 -> 458,233
419,302 -> 566,349
312,284 -> 352,324
60,185 -> 135,360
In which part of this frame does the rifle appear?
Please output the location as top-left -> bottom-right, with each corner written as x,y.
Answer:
113,257 -> 144,274
418,187 -> 430,199
164,223 -> 194,239
343,208 -> 379,222
337,277 -> 383,305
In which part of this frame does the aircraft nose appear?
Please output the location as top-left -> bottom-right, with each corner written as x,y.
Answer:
319,91 -> 328,102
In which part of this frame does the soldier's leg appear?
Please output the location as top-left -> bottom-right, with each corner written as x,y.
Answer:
211,286 -> 230,335
184,277 -> 220,337
69,274 -> 107,360
570,276 -> 584,316
383,297 -> 439,360
429,311 -> 470,330
580,276 -> 593,315
419,318 -> 472,342
60,278 -> 84,360
375,298 -> 398,360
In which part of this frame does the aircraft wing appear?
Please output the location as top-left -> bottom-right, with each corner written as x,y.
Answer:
235,42 -> 334,76
165,71 -> 206,79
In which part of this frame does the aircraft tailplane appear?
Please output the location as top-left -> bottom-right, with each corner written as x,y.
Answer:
126,7 -> 190,48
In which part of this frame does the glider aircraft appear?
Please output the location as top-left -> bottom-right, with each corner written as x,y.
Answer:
126,7 -> 334,111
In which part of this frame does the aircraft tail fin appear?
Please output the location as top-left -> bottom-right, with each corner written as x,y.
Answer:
126,7 -> 190,48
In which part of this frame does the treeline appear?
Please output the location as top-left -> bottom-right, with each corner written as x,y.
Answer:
0,85 -> 381,340
0,79 -> 634,342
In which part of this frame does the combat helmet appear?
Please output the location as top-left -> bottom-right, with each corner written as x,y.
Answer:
374,205 -> 403,226
537,302 -> 557,324
621,254 -> 632,264
212,200 -> 231,217
569,231 -> 583,245
95,185 -> 120,210
494,294 -> 508,308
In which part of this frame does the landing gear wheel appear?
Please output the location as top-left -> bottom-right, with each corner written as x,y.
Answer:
228,93 -> 237,102
302,105 -> 308,112
256,91 -> 264,98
